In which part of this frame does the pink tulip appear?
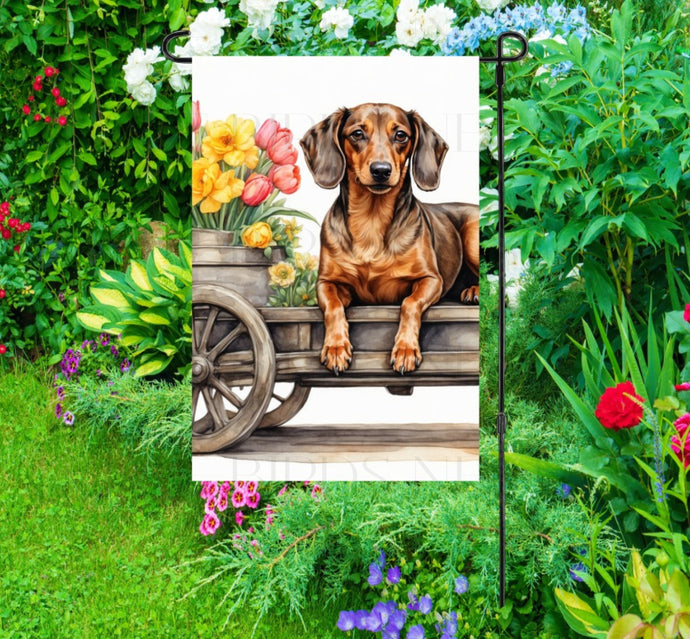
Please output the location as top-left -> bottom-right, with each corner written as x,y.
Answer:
255,118 -> 279,150
241,173 -> 273,206
267,129 -> 298,165
269,164 -> 300,194
192,100 -> 201,133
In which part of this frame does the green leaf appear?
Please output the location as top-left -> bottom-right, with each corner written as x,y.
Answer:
134,355 -> 173,378
554,589 -> 609,638
140,309 -> 171,325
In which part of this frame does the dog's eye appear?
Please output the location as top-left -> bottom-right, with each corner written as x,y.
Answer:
394,130 -> 409,143
349,129 -> 365,141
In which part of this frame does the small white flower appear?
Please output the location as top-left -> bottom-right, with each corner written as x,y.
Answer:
422,4 -> 456,45
475,0 -> 510,12
320,7 -> 354,39
312,0 -> 325,9
389,48 -> 412,57
479,124 -> 491,151
168,69 -> 189,92
395,16 -> 424,47
189,8 -> 230,55
172,43 -> 192,77
130,81 -> 157,106
239,0 -> 280,34
396,0 -> 419,22
123,46 -> 162,88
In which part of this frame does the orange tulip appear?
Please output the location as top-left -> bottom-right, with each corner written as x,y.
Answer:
268,164 -> 300,194
267,129 -> 298,165
255,118 -> 279,150
241,172 -> 273,206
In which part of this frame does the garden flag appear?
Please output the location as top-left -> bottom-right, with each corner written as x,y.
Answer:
190,57 -> 480,481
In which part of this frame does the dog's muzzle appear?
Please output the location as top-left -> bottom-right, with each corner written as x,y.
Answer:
370,162 -> 392,183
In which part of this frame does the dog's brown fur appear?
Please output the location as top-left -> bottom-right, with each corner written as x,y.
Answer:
300,103 -> 479,374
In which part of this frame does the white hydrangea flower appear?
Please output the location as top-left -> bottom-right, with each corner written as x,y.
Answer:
422,4 -> 456,46
239,0 -> 280,34
123,46 -> 163,88
320,7 -> 354,39
189,7 -> 230,55
475,0 -> 510,12
395,16 -> 424,47
130,81 -> 157,106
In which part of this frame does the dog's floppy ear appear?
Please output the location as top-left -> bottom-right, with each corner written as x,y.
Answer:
299,109 -> 347,189
408,111 -> 448,191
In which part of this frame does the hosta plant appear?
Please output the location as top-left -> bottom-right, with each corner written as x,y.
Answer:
76,242 -> 192,379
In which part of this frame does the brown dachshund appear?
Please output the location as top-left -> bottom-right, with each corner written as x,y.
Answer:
300,103 -> 479,375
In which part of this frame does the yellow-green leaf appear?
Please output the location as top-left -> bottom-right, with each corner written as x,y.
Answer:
140,310 -> 171,325
76,312 -> 111,332
91,287 -> 132,310
606,614 -> 644,639
134,356 -> 172,377
129,260 -> 152,291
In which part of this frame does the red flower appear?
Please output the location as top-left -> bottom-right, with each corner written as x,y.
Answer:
0,202 -> 8,213
192,100 -> 201,133
21,222 -> 31,232
33,113 -> 42,122
1,229 -> 10,240
58,116 -> 67,126
671,413 -> 690,469
268,164 -> 300,194
0,290 -> 5,299
267,129 -> 298,165
7,218 -> 18,228
45,116 -> 51,123
52,87 -> 60,98
45,66 -> 55,77
0,345 -> 6,355
684,303 -> 690,322
33,82 -> 42,92
13,245 -> 19,253
35,75 -> 43,83
255,118 -> 280,150
594,381 -> 644,431
676,383 -> 690,392
28,95 -> 34,102
56,96 -> 67,107
241,173 -> 273,207
22,105 -> 30,115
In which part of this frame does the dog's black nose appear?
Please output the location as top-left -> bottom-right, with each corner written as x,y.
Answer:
370,162 -> 392,183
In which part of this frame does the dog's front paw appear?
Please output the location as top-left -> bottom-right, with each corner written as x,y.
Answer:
390,338 -> 421,375
320,337 -> 352,375
460,285 -> 479,304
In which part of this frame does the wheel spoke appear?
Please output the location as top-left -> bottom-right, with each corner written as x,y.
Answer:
272,392 -> 286,403
210,375 -> 245,410
207,322 -> 247,361
192,385 -> 200,417
196,306 -> 219,355
202,387 -> 224,429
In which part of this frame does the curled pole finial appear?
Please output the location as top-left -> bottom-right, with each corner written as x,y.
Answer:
480,30 -> 529,64
162,30 -> 192,63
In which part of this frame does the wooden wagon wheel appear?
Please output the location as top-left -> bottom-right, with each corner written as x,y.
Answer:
258,383 -> 311,429
192,284 -> 276,453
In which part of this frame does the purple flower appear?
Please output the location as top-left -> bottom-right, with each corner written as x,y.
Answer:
56,386 -> 65,400
387,566 -> 401,584
435,611 -> 458,638
570,562 -> 587,582
55,402 -> 63,418
377,549 -> 386,567
418,594 -> 432,614
407,625 -> 425,639
111,345 -> 119,358
99,333 -> 110,346
96,369 -> 102,377
354,610 -> 369,630
80,340 -> 90,350
385,608 -> 407,632
558,483 -> 571,498
368,562 -> 383,586
454,575 -> 469,594
120,359 -> 131,373
58,291 -> 65,302
63,411 -> 75,426
336,610 -> 356,631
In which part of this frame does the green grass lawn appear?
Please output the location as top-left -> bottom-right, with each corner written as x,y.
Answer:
0,363 -> 342,638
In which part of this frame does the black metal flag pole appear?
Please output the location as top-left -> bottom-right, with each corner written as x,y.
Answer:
481,31 -> 528,607
163,29 -> 528,608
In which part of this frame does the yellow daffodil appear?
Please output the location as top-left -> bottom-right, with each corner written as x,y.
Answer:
295,252 -> 318,271
282,217 -> 301,242
201,115 -> 259,169
192,158 -> 244,214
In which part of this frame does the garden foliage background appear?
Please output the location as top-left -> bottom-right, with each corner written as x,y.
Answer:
1,0 -> 690,637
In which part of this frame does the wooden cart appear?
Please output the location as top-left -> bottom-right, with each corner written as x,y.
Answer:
192,283 -> 479,453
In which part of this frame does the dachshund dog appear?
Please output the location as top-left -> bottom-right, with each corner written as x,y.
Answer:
300,103 -> 479,375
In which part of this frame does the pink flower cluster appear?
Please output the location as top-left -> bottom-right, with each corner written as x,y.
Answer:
671,413 -> 690,469
241,118 -> 301,207
199,481 -> 231,536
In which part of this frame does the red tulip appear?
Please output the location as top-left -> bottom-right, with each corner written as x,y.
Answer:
255,118 -> 279,150
241,173 -> 273,206
192,100 -> 201,133
269,164 -> 300,194
267,129 -> 298,165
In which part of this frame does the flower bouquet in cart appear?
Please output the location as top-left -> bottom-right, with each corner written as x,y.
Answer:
191,109 -> 318,259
